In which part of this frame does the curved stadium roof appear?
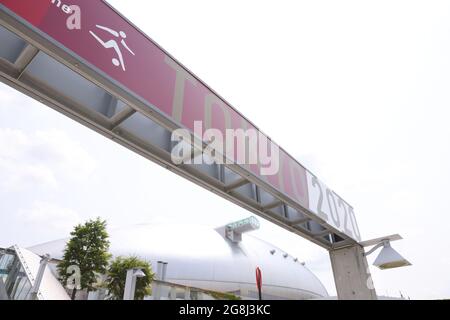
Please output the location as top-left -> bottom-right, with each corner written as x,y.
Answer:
30,223 -> 329,300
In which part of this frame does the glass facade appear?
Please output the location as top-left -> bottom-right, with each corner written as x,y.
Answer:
0,250 -> 33,300
0,251 -> 14,280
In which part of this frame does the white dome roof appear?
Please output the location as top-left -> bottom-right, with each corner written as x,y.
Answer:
30,223 -> 328,299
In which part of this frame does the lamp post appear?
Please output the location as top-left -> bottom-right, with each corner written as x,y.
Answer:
123,268 -> 146,300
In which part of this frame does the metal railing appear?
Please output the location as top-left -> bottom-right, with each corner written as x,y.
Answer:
151,279 -> 241,300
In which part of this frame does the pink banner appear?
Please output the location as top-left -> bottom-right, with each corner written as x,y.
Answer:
1,0 -> 310,210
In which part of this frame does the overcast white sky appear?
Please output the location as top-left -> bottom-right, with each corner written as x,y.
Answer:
1,0 -> 450,299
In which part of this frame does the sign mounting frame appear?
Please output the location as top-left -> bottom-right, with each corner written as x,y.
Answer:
0,0 -> 361,250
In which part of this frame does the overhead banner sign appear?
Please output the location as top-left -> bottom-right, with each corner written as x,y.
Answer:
0,0 -> 361,243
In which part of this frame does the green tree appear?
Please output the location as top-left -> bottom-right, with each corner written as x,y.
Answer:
57,218 -> 111,300
106,256 -> 154,300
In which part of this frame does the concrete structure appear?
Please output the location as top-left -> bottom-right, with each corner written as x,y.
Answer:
330,245 -> 377,300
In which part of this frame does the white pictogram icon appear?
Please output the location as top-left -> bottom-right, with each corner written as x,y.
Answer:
89,25 -> 135,71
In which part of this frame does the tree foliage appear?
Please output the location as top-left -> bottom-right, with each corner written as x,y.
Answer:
57,218 -> 111,299
106,256 -> 154,300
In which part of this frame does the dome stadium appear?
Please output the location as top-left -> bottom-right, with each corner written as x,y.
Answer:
29,221 -> 329,300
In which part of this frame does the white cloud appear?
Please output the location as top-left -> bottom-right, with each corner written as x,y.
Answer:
19,201 -> 82,234
31,130 -> 97,180
0,128 -> 96,191
0,160 -> 57,190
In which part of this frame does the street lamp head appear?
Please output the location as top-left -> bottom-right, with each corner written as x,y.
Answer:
373,241 -> 412,270
362,234 -> 412,270
133,269 -> 146,278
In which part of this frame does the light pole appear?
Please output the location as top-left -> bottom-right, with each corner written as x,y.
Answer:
123,268 -> 146,300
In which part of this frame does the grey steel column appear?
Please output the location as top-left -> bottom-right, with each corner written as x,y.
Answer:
153,261 -> 168,300
29,254 -> 51,300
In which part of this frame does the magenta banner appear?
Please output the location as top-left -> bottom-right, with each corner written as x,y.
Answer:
1,0 -> 360,241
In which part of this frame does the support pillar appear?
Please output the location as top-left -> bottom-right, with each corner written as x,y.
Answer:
329,245 -> 377,300
29,254 -> 50,300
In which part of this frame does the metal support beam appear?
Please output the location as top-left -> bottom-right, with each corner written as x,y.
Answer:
0,248 -> 10,255
14,44 -> 39,79
289,217 -> 310,226
29,254 -> 50,300
262,200 -> 283,212
329,245 -> 377,300
313,230 -> 332,239
178,147 -> 204,165
225,178 -> 249,193
110,108 -> 136,130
